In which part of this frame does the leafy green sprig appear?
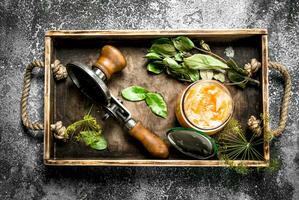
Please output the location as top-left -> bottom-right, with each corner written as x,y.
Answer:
217,118 -> 264,161
145,36 -> 260,88
65,106 -> 107,150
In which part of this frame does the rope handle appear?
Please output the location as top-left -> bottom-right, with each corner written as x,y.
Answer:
21,60 -> 67,133
21,60 -> 45,131
268,61 -> 292,136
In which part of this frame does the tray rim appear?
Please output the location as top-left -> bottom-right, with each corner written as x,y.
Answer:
45,29 -> 268,37
44,29 -> 269,167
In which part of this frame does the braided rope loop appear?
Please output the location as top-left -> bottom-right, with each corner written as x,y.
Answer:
21,60 -> 44,130
268,62 -> 292,137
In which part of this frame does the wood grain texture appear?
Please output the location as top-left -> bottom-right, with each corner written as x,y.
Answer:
44,30 -> 268,167
44,159 -> 268,167
44,36 -> 52,160
45,29 -> 267,37
262,35 -> 270,161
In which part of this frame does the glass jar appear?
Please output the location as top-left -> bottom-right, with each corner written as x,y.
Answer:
175,80 -> 234,135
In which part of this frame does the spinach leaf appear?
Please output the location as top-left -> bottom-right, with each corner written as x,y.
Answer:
145,93 -> 168,118
147,63 -> 164,74
184,54 -> 228,70
172,36 -> 194,52
121,86 -> 149,101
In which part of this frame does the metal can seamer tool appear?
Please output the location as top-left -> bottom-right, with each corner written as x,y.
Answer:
66,45 -> 169,158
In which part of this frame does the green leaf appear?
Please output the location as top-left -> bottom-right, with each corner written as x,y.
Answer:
174,53 -> 183,62
163,57 -> 181,69
80,131 -> 107,150
150,38 -> 176,57
213,72 -> 225,82
187,69 -> 200,82
80,131 -> 99,145
152,37 -> 172,44
166,68 -> 188,82
184,54 -> 229,70
152,60 -> 163,65
147,63 -> 164,74
121,86 -> 149,101
200,70 -> 214,80
166,64 -> 199,82
145,52 -> 162,60
145,93 -> 168,118
90,136 -> 107,150
172,36 -> 194,52
65,114 -> 101,138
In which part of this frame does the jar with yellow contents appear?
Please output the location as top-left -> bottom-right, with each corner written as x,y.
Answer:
175,80 -> 234,135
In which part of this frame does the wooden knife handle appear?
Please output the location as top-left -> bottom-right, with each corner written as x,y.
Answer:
93,45 -> 127,80
129,122 -> 169,159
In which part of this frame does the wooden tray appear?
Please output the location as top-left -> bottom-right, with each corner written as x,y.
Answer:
44,29 -> 269,167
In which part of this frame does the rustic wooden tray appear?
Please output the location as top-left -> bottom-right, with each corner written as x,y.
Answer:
44,30 -> 269,167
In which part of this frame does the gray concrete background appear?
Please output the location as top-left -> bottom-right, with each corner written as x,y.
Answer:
0,0 -> 298,199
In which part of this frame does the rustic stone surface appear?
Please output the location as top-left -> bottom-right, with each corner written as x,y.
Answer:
0,0 -> 298,199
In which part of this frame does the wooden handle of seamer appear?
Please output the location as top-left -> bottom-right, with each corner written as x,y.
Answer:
129,122 -> 169,158
93,45 -> 127,80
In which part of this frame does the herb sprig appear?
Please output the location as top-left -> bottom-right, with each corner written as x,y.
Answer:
217,118 -> 263,160
145,36 -> 260,88
65,106 -> 107,150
